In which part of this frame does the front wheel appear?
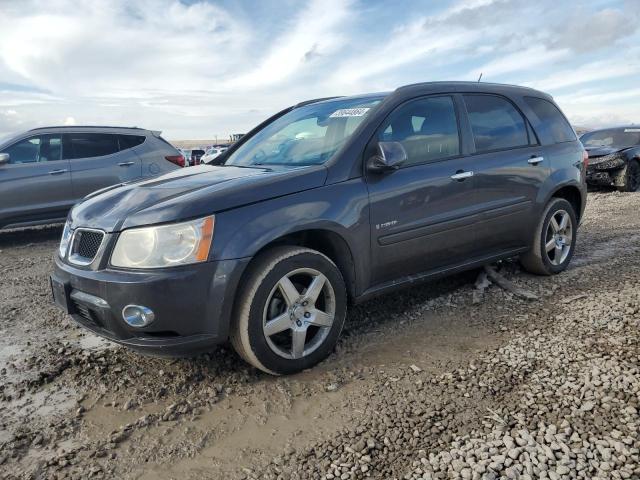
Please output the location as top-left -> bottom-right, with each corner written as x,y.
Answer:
520,198 -> 577,276
618,159 -> 640,192
230,246 -> 347,375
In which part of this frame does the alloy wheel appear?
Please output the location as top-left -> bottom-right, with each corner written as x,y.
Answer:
544,209 -> 573,266
262,268 -> 336,359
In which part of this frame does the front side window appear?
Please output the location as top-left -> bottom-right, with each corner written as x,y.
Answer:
3,135 -> 62,164
224,96 -> 384,167
464,95 -> 529,152
524,96 -> 576,144
64,133 -> 120,159
378,96 -> 460,166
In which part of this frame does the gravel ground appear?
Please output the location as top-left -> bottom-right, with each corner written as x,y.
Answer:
0,191 -> 638,480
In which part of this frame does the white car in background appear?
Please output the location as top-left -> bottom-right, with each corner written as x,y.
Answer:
200,146 -> 228,163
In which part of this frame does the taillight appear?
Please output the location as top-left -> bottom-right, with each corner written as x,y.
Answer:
582,150 -> 589,168
165,155 -> 185,167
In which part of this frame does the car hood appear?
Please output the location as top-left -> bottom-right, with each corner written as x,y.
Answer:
69,164 -> 328,232
585,145 -> 627,157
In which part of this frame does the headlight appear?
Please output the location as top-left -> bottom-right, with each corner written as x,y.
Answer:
59,221 -> 72,258
111,216 -> 214,268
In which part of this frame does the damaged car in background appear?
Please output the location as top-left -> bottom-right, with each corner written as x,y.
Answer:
580,126 -> 640,192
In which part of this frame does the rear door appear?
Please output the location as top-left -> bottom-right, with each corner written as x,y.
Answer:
366,95 -> 479,285
461,93 -> 547,254
65,132 -> 142,200
0,134 -> 72,226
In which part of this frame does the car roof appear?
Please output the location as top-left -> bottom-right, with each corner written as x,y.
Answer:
304,81 -> 552,108
397,80 -> 550,97
26,126 -> 157,135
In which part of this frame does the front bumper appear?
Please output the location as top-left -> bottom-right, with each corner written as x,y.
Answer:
52,256 -> 250,356
586,169 -> 617,187
586,160 -> 627,188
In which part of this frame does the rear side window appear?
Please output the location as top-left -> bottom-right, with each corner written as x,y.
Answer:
379,96 -> 460,166
524,96 -> 576,144
464,95 -> 529,152
118,135 -> 145,150
64,133 -> 119,159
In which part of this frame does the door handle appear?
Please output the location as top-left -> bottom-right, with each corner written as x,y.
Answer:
451,171 -> 474,181
528,156 -> 544,165
48,169 -> 67,175
118,161 -> 135,167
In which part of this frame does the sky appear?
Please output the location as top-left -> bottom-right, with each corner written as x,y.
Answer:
0,0 -> 639,140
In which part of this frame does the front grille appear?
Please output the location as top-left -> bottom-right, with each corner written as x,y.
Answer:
69,229 -> 104,265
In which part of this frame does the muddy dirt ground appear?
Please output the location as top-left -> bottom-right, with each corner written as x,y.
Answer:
0,191 -> 638,480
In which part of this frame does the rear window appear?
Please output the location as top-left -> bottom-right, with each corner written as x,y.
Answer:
524,97 -> 576,144
580,128 -> 640,148
464,94 -> 529,153
118,135 -> 145,150
64,133 -> 119,159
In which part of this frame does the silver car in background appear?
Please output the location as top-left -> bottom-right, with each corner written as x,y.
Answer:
200,146 -> 228,163
0,126 -> 184,229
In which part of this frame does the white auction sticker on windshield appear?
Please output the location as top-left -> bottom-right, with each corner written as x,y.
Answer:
624,128 -> 640,132
330,108 -> 370,118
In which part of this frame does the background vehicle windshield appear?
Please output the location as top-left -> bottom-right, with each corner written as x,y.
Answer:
580,128 -> 640,148
224,96 -> 384,167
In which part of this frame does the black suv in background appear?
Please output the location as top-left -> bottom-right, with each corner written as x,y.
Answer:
580,127 -> 640,192
52,82 -> 587,375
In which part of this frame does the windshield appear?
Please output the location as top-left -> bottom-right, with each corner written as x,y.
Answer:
224,96 -> 384,167
580,128 -> 640,148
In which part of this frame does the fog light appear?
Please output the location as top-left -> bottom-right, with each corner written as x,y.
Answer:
122,305 -> 155,327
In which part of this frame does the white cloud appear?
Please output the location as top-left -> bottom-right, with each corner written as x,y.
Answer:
0,0 -> 638,137
228,0 -> 353,88
64,116 -> 76,125
528,55 -> 640,91
469,46 -> 570,81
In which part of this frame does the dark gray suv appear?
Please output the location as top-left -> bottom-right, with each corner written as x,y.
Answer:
0,126 -> 183,229
51,82 -> 587,374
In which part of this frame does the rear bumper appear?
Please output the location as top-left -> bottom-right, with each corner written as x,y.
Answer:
52,255 -> 250,356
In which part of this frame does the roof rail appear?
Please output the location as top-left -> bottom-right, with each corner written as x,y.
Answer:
27,125 -> 148,132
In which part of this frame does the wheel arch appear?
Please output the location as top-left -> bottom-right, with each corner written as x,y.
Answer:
236,227 -> 358,303
547,183 -> 585,222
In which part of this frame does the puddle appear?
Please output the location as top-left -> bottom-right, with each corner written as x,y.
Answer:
74,332 -> 114,352
0,342 -> 23,364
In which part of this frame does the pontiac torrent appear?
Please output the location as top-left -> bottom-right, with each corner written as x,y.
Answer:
52,82 -> 587,374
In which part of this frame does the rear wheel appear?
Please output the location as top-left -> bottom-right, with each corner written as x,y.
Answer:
230,246 -> 347,375
618,159 -> 640,192
520,198 -> 577,275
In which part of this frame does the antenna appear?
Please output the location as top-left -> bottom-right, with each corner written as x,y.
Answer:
477,72 -> 483,83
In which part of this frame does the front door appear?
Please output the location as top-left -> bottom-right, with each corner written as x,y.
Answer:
0,134 -> 72,226
366,95 -> 478,286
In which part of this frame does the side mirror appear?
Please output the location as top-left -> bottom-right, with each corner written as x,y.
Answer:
366,142 -> 407,173
0,153 -> 9,166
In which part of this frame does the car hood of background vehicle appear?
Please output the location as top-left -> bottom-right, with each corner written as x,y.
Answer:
69,164 -> 328,232
585,145 -> 628,157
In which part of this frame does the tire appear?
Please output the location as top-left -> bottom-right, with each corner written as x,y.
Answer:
520,198 -> 577,276
618,159 -> 640,192
230,246 -> 347,375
